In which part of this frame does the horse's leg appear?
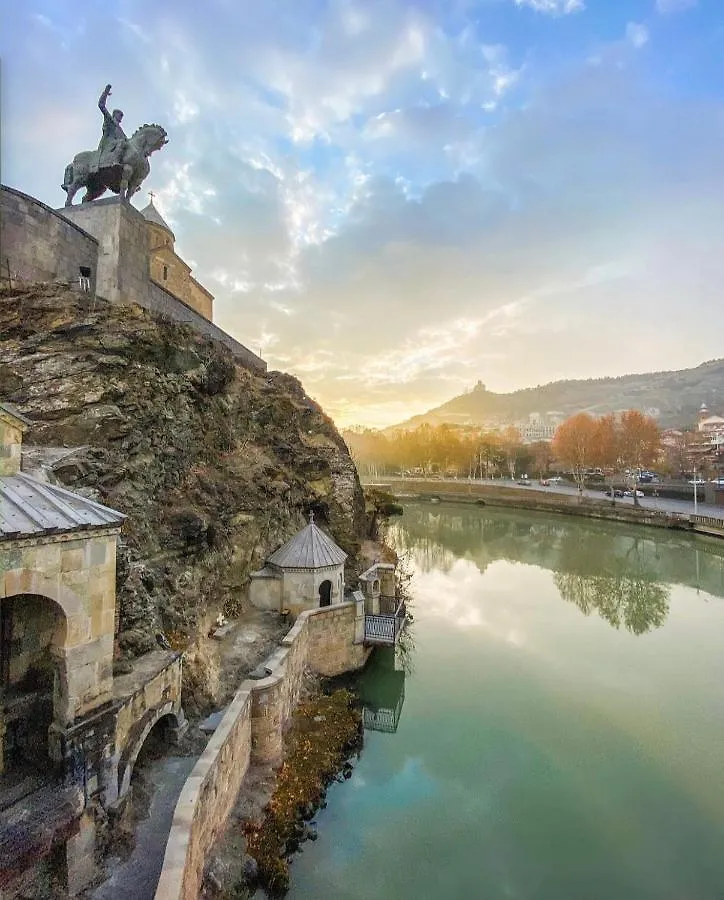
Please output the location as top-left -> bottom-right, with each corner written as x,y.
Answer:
119,164 -> 134,201
64,182 -> 79,207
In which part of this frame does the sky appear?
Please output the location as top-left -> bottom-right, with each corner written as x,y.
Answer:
2,0 -> 724,428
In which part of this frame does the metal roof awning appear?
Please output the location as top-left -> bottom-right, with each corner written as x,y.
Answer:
0,473 -> 125,539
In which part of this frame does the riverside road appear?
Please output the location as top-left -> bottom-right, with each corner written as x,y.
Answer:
364,475 -> 724,521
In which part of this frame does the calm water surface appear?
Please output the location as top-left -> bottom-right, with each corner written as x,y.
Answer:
288,504 -> 724,900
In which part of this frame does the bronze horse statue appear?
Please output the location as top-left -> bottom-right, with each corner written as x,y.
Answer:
61,123 -> 168,206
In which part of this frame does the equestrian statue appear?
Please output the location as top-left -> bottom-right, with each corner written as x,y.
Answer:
62,84 -> 168,206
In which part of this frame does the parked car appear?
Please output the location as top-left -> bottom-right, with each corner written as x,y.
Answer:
688,478 -> 706,485
606,489 -> 625,498
539,479 -> 550,487
623,489 -> 644,498
517,478 -> 532,486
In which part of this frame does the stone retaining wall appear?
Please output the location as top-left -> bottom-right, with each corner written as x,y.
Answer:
147,280 -> 266,373
1,185 -> 98,294
154,601 -> 369,900
374,479 -> 688,531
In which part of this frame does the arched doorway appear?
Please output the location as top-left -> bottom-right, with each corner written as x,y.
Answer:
319,580 -> 332,607
0,594 -> 63,774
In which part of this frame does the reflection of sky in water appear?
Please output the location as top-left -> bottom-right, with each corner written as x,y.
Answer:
288,506 -> 724,900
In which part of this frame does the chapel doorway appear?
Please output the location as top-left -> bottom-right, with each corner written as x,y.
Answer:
318,580 -> 332,607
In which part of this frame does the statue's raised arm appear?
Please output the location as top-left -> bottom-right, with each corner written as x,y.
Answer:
98,84 -> 114,122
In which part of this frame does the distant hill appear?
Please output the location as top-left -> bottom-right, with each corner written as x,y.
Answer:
386,360 -> 724,432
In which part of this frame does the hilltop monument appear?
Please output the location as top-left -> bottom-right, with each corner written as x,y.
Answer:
61,84 -> 168,206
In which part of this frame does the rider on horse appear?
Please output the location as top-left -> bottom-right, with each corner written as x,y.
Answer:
96,84 -> 127,171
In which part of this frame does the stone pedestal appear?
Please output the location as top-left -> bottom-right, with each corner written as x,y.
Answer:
57,198 -> 150,307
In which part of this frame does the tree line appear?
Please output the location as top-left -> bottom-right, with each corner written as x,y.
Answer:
343,410 -> 664,496
342,423 -> 549,480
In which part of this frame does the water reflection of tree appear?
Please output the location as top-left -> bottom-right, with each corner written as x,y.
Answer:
554,572 -> 669,634
552,528 -> 670,634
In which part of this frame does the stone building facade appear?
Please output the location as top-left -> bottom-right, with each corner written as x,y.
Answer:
142,198 -> 214,320
0,403 -> 185,895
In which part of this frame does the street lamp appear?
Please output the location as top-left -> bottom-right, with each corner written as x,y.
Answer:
693,463 -> 698,515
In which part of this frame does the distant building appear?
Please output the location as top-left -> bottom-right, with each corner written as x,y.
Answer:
698,414 -> 724,435
661,428 -> 684,448
517,421 -> 557,444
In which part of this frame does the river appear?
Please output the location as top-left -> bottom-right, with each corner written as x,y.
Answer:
287,503 -> 724,900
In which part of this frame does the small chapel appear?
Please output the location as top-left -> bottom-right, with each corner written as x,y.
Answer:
248,513 -> 347,619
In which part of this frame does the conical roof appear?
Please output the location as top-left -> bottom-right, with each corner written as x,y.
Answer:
141,198 -> 175,238
267,516 -> 347,569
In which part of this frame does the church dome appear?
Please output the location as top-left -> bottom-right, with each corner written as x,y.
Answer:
141,198 -> 175,240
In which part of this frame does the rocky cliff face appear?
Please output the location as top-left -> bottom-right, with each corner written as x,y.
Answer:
0,286 -> 365,697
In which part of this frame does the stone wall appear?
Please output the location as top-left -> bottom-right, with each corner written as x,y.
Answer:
279,566 -> 346,620
154,602 -> 370,900
306,600 -> 369,676
147,280 -> 266,373
0,186 -> 98,293
248,571 -> 282,610
374,478 -> 689,531
149,247 -> 214,321
59,198 -> 265,372
154,686 -> 253,900
0,416 -> 24,476
1,186 -> 266,373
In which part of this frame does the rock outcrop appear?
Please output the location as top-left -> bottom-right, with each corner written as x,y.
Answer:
0,286 -> 365,702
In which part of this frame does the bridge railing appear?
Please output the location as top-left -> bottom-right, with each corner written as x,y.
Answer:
691,514 -> 724,531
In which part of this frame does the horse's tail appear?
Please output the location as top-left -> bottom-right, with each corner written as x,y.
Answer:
61,163 -> 73,192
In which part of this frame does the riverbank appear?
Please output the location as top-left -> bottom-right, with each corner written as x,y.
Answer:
364,478 -> 701,533
203,683 -> 362,898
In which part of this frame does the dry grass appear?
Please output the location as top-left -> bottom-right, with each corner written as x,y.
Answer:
243,689 -> 362,895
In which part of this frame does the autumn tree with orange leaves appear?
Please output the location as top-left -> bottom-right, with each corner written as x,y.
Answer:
552,412 -> 599,497
617,410 -> 660,506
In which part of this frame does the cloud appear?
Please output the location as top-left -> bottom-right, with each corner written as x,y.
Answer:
625,22 -> 649,49
3,0 -> 724,429
655,0 -> 697,13
514,0 -> 585,14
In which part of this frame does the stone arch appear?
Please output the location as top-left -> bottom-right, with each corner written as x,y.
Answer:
319,580 -> 332,607
0,571 -> 97,736
117,701 -> 182,799
0,570 -> 88,650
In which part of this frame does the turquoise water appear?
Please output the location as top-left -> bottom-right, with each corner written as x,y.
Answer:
287,504 -> 724,900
